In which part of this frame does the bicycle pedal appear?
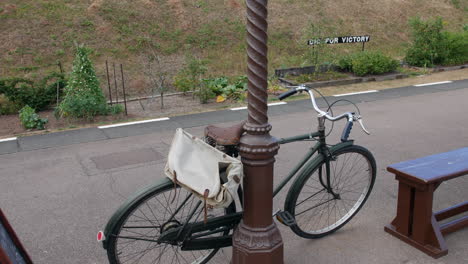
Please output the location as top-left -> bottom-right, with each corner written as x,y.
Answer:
275,211 -> 296,227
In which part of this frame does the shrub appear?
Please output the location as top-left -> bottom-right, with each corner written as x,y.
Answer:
405,17 -> 446,67
173,73 -> 195,94
0,95 -> 21,115
405,17 -> 468,66
338,52 -> 399,76
19,105 -> 48,130
442,31 -> 468,65
173,55 -> 208,103
108,104 -> 124,115
197,83 -> 215,104
0,73 -> 66,112
57,45 -> 108,118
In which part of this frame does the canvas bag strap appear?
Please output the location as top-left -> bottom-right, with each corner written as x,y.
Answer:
203,189 -> 209,224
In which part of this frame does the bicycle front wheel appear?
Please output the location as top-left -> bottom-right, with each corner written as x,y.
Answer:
106,182 -> 236,264
285,145 -> 376,239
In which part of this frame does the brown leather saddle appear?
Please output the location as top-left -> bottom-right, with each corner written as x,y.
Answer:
204,121 -> 246,146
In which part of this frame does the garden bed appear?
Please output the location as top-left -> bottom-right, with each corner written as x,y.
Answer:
0,93 -> 239,138
278,64 -> 468,88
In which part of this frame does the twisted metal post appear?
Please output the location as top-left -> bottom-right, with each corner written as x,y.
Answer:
245,0 -> 268,128
232,0 -> 284,263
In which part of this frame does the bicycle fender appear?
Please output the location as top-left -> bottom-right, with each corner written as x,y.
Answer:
284,141 -> 354,209
101,177 -> 174,249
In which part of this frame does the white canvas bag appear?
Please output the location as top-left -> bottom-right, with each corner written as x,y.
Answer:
164,128 -> 243,208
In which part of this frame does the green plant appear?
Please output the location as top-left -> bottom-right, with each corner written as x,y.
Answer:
56,49 -> 65,56
0,73 -> 66,111
173,73 -> 194,94
405,17 -> 468,66
173,55 -> 208,103
57,45 -> 108,119
338,51 -> 399,76
203,77 -> 229,96
404,17 -> 460,67
0,95 -> 21,115
442,31 -> 468,65
108,104 -> 124,115
300,22 -> 340,66
19,105 -> 48,130
197,82 -> 215,104
202,75 -> 247,101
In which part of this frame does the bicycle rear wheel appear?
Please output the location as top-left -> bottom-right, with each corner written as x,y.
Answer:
106,182 -> 236,264
285,145 -> 376,239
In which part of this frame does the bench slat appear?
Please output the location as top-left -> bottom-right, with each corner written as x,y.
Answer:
387,147 -> 468,184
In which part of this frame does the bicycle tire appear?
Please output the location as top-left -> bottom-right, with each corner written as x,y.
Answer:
106,182 -> 236,264
285,145 -> 376,239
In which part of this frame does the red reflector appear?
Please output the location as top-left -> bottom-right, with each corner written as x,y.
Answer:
97,231 -> 105,241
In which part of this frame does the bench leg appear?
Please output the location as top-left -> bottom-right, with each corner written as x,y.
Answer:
385,182 -> 448,258
389,182 -> 412,235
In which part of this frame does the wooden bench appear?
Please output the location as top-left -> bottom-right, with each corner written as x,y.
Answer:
384,147 -> 468,258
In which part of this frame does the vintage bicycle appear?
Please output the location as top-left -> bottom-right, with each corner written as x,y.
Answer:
98,85 -> 377,263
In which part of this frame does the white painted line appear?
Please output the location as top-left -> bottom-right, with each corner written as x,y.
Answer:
230,106 -> 247,111
414,81 -> 452,87
268,102 -> 287,106
98,117 -> 170,129
0,137 -> 17,143
333,90 -> 378,97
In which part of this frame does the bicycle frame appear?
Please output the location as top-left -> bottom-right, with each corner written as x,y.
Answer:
274,131 -> 353,199
102,119 -> 355,252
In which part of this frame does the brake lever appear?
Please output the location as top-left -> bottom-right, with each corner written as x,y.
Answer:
355,116 -> 370,135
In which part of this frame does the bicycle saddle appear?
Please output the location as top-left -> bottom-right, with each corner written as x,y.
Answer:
204,120 -> 246,145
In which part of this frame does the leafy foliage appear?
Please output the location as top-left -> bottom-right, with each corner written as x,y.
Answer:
202,75 -> 247,101
0,95 -> 21,115
338,51 -> 399,76
19,105 -> 48,130
442,30 -> 468,65
405,17 -> 446,67
173,55 -> 209,103
173,73 -> 194,94
405,17 -> 468,66
108,104 -> 124,115
57,45 -> 108,118
0,73 -> 66,113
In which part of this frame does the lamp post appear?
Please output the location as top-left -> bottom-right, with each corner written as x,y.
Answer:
232,0 -> 284,263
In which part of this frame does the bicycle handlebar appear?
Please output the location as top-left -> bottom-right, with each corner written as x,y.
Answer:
278,85 -> 370,141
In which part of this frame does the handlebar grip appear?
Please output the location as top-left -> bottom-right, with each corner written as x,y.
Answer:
341,121 -> 353,142
278,89 -> 298,100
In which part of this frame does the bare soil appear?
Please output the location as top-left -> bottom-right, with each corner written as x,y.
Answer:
0,93 -> 238,138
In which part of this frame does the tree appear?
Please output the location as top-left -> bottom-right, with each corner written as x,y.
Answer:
57,45 -> 108,118
143,48 -> 169,109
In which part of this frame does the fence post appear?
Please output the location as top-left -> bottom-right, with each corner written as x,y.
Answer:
120,64 -> 128,115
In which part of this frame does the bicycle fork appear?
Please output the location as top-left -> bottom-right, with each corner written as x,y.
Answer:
317,116 -> 340,200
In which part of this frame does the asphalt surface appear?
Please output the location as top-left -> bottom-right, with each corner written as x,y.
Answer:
1,79 -> 468,155
1,79 -> 468,263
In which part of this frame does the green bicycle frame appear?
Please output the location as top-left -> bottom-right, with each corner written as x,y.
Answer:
102,125 -> 355,251
274,131 -> 353,198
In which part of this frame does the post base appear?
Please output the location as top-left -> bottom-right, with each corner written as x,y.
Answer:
232,220 -> 283,263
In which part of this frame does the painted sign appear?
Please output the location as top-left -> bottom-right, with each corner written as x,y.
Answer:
307,35 -> 370,45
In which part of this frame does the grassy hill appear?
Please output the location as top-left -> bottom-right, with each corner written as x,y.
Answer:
0,0 -> 466,96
